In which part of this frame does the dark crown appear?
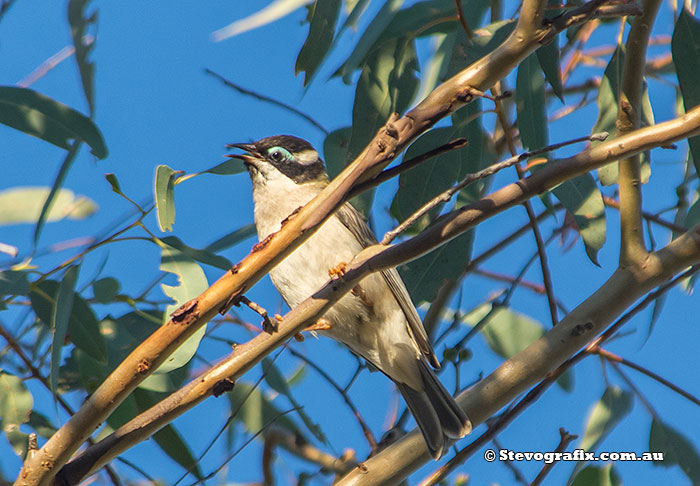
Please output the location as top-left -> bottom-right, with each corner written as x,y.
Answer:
254,135 -> 315,155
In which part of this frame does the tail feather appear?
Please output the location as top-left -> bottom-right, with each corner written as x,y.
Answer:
397,359 -> 471,459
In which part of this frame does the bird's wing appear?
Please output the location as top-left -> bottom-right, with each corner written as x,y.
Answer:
336,203 -> 440,368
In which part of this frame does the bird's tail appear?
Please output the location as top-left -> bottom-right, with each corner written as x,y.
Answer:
396,359 -> 471,459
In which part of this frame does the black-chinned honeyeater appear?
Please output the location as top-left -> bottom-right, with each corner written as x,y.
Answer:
228,134 -> 471,459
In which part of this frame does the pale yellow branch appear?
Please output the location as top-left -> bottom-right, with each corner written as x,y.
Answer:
59,106 -> 700,485
618,0 -> 663,266
15,1 -> 643,485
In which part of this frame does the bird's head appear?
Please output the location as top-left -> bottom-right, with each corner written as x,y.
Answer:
227,135 -> 328,187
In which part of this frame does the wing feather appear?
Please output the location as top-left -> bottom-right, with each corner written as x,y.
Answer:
335,203 -> 440,368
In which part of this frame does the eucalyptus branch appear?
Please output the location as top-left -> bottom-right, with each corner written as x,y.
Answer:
381,132 -> 607,245
454,0 -> 473,39
0,324 -> 122,486
591,346 -> 700,407
529,428 -> 578,486
15,1 -> 675,483
409,265 -> 700,486
603,196 -> 687,233
423,203 -> 565,338
265,426 -> 357,476
204,69 -> 329,136
286,347 -> 378,451
617,0 -> 663,266
20,3 -> 581,482
59,107 -> 700,485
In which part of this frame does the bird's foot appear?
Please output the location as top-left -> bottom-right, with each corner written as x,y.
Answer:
328,262 -> 347,279
293,318 -> 332,341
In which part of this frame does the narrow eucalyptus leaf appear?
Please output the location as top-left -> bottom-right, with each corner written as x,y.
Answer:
672,8 -> 700,176
0,86 -> 107,158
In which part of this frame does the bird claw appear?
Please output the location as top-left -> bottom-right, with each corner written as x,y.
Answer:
293,318 -> 332,341
328,262 -> 347,279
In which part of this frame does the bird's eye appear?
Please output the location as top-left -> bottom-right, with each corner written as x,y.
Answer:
268,147 -> 292,163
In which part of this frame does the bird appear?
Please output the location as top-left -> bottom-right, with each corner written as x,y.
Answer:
227,134 -> 471,459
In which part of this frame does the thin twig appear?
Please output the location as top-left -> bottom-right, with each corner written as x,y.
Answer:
492,437 -> 529,485
287,347 -> 378,451
264,426 -> 357,476
348,138 -> 468,198
419,265 -> 699,486
454,0 -> 473,38
0,323 -> 122,486
17,37 -> 94,87
381,133 -> 606,245
523,201 -> 559,326
529,428 -> 578,486
492,77 -> 559,326
204,68 -> 329,135
473,268 -> 546,294
186,409 -> 297,486
607,360 -> 659,416
591,346 -> 700,407
603,196 -> 687,233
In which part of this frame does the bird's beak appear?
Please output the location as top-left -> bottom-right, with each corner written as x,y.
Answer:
225,143 -> 260,166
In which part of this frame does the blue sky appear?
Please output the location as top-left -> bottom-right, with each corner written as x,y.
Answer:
1,1 -> 699,485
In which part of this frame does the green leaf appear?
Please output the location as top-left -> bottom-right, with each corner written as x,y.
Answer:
0,271 -> 30,297
262,358 -> 326,443
229,382 -> 301,438
593,46 -> 653,185
447,21 -> 515,77
516,53 -> 548,151
551,173 -> 606,265
30,280 -> 106,363
400,232 -> 473,304
28,411 -> 56,438
570,465 -> 621,486
569,386 -> 634,481
67,0 -> 97,114
0,371 -> 33,458
156,243 -> 208,374
337,0 -> 489,81
323,127 -> 352,179
92,277 -> 121,303
29,280 -> 106,363
339,0 -> 370,32
211,0 -> 312,41
395,102 -> 492,304
133,389 -> 203,479
204,224 -> 257,253
64,311 -> 189,394
161,236 -> 232,270
536,38 -> 563,102
336,0 -> 405,82
201,158 -> 247,176
392,127 -> 477,223
154,164 -> 181,232
465,306 -> 545,359
672,8 -> 700,176
51,265 -> 80,396
0,86 -> 107,158
347,35 -> 419,214
685,198 -> 700,228
0,186 -> 97,227
295,0 -> 342,85
557,368 -> 574,392
580,386 -> 634,450
649,418 -> 700,484
105,173 -> 123,194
